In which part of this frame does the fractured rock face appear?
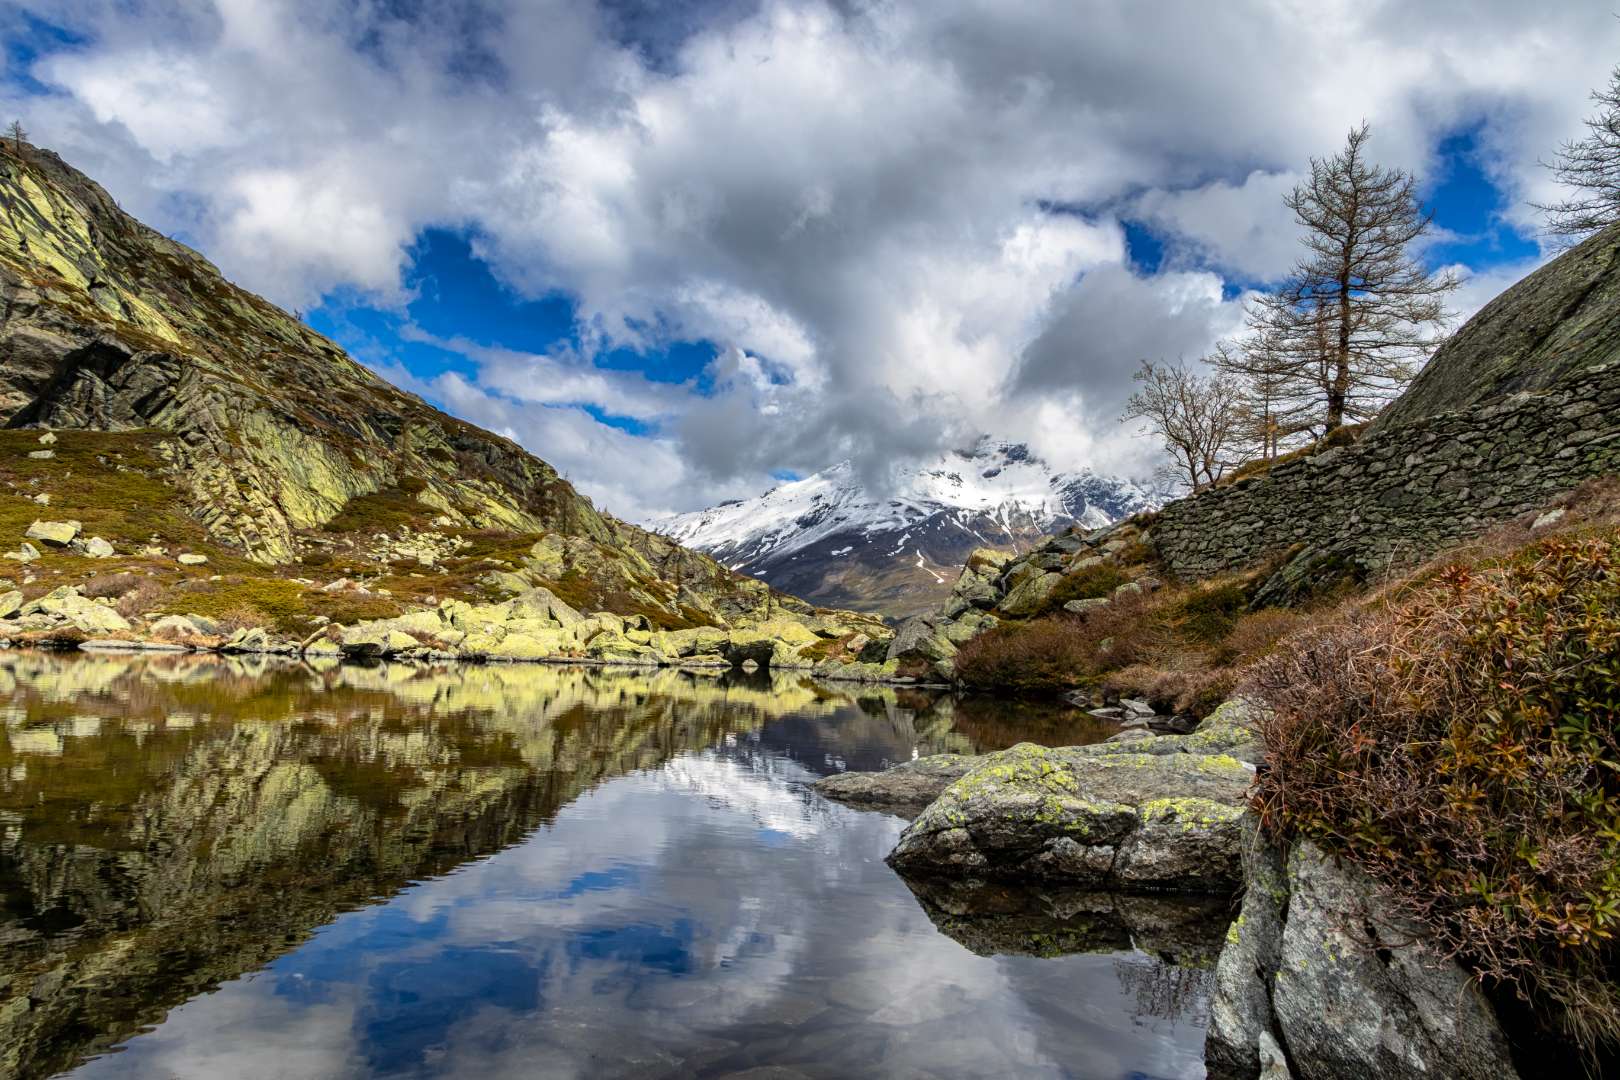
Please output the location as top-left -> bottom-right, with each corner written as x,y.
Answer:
1205,830 -> 1522,1080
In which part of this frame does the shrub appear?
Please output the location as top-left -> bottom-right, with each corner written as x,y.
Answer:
1168,578 -> 1250,647
1040,562 -> 1129,613
1104,663 -> 1235,718
1217,607 -> 1307,664
113,576 -> 165,618
1250,535 -> 1620,1061
81,572 -> 140,599
954,617 -> 1093,694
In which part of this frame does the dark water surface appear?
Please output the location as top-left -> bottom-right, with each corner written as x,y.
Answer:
0,653 -> 1220,1079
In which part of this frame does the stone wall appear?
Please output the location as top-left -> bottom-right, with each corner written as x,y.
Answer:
1151,361 -> 1620,580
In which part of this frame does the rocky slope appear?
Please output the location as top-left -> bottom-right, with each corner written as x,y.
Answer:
1372,223 -> 1620,432
661,440 -> 1154,617
0,140 -> 887,663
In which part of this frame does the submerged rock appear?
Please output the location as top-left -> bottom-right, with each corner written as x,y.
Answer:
814,754 -> 978,816
900,874 -> 1229,964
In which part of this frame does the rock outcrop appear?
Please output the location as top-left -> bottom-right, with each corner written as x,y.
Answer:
1372,222 -> 1620,433
1206,829 -> 1521,1080
872,701 -> 1260,892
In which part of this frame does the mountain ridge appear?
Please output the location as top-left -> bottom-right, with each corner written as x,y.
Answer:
0,139 -> 889,657
661,439 -> 1156,616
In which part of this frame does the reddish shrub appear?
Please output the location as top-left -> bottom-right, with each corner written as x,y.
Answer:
1250,535 -> 1620,1060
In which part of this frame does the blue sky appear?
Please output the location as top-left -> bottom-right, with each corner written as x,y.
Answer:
2,1 -> 1613,520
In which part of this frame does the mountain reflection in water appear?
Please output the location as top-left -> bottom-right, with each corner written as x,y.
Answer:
0,652 -> 1216,1079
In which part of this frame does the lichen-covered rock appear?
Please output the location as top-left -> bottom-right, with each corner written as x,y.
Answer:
814,754 -> 977,816
340,627 -> 421,658
1078,698 -> 1264,765
20,587 -> 130,635
1205,831 -> 1521,1080
25,519 -> 79,547
1271,842 -> 1518,1080
887,742 -> 1249,890
82,536 -> 114,558
488,630 -> 567,660
996,570 -> 1061,617
176,553 -> 208,566
0,590 -> 21,619
1205,816 -> 1290,1080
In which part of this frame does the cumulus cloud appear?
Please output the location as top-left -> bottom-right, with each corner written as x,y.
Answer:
8,0 -> 1620,518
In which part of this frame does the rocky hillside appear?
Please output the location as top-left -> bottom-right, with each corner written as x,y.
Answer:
1373,223 -> 1620,432
0,140 -> 887,661
662,439 -> 1154,617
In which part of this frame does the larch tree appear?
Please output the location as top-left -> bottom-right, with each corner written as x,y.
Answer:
1535,65 -> 1620,241
1269,122 -> 1457,432
1121,359 -> 1243,492
6,120 -> 25,154
1209,321 -> 1316,461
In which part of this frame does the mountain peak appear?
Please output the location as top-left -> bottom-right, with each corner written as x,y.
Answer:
661,441 -> 1155,617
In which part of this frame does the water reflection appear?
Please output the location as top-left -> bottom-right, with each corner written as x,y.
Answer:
0,653 -> 1212,1079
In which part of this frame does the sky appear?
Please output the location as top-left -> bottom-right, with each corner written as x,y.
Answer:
0,1 -> 1613,523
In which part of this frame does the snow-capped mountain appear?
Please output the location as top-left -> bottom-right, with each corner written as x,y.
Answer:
659,440 -> 1157,617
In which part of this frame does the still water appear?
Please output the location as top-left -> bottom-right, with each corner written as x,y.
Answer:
0,653 -> 1223,1079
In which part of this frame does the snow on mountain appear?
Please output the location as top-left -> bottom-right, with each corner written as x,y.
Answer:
658,440 -> 1156,617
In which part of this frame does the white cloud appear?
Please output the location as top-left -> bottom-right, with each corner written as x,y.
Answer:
10,0 -> 1620,518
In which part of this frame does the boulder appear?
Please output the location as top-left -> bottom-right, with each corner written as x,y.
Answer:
340,627 -> 421,657
176,553 -> 208,566
488,630 -> 567,660
508,586 -> 583,628
25,520 -> 79,547
1206,817 -> 1290,1080
83,536 -> 115,558
1269,842 -> 1518,1080
887,742 -> 1249,890
27,449 -> 54,460
1206,831 -> 1522,1080
813,754 -> 978,816
996,570 -> 1062,617
0,590 -> 21,619
21,587 -> 131,634
884,615 -> 958,679
1063,597 -> 1109,615
3,543 -> 39,564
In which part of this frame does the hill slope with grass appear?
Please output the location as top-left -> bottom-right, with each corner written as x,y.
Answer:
0,141 -> 886,659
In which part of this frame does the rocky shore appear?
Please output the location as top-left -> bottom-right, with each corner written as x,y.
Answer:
818,699 -> 1528,1080
0,574 -> 928,682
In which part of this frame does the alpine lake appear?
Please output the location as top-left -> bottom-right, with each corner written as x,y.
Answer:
0,652 -> 1225,1079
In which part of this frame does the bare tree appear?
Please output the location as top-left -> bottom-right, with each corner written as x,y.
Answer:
1121,359 -> 1244,492
1535,66 -> 1620,241
6,120 -> 25,154
1265,123 -> 1457,433
1209,324 -> 1316,461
